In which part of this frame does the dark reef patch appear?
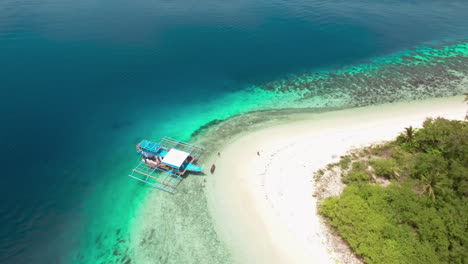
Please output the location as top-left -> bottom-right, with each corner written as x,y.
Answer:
259,41 -> 468,108
190,119 -> 226,139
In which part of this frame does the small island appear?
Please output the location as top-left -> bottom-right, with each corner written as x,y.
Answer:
202,96 -> 467,264
318,117 -> 467,264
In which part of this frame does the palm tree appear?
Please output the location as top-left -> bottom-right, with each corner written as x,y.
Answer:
420,175 -> 439,201
420,173 -> 448,201
403,126 -> 416,143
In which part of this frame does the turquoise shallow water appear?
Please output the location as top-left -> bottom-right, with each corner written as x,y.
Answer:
78,41 -> 468,264
0,0 -> 468,263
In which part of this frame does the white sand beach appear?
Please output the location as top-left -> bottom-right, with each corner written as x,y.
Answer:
205,96 -> 467,264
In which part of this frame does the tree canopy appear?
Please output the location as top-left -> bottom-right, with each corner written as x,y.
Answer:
320,118 -> 468,264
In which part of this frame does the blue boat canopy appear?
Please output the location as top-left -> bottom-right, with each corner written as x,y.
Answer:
138,140 -> 162,155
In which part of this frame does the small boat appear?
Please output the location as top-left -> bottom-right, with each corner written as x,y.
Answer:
128,137 -> 204,193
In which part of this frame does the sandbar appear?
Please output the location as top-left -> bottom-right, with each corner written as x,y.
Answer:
205,96 -> 467,264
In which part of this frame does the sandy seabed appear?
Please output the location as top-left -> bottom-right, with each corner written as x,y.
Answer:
205,96 -> 467,264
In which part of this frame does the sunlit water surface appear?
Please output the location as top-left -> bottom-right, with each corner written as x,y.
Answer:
0,0 -> 467,263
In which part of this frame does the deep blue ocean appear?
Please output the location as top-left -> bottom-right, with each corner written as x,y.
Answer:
1,0 -> 467,263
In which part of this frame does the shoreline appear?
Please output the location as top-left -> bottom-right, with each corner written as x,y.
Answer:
205,96 -> 466,263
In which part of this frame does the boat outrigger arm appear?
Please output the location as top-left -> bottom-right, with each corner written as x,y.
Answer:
127,137 -> 204,193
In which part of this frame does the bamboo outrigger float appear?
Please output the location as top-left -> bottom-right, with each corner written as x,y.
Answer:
128,137 -> 204,193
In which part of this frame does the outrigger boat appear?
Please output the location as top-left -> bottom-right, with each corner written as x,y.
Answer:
128,137 -> 204,193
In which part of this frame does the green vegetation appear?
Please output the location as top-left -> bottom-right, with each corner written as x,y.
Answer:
319,118 -> 468,264
339,155 -> 352,170
342,161 -> 370,184
371,158 -> 397,179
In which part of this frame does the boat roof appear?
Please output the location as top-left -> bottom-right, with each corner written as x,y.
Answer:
139,139 -> 162,154
129,137 -> 205,193
162,148 -> 190,168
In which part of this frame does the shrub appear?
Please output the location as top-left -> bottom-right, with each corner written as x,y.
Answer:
339,155 -> 352,170
320,118 -> 468,264
342,162 -> 370,184
371,158 -> 397,179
